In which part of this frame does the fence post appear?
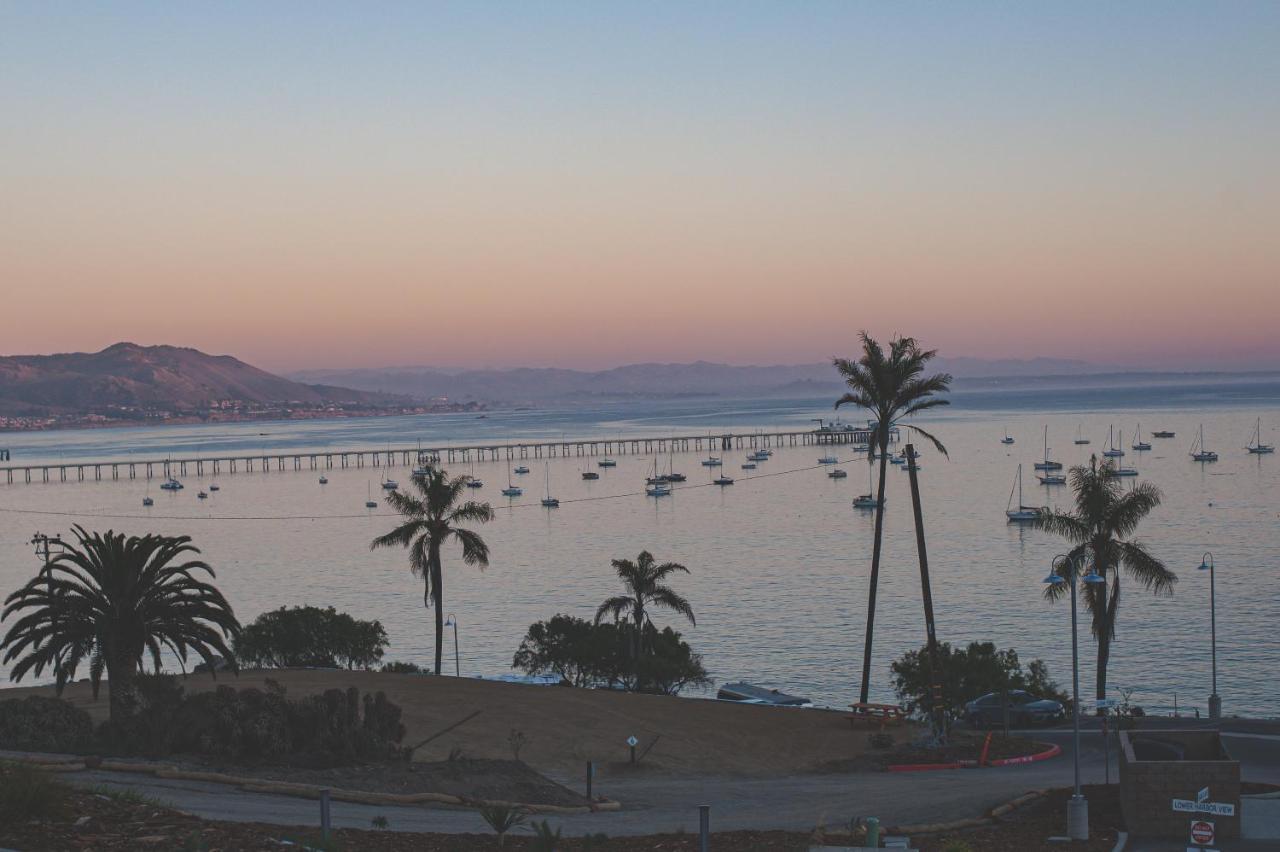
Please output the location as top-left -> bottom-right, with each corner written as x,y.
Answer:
699,804 -> 710,852
319,788 -> 331,840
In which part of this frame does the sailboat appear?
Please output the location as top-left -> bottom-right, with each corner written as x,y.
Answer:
597,457 -> 617,468
853,464 -> 882,509
1001,427 -> 1015,445
1033,426 -> 1063,470
712,453 -> 734,485
664,447 -> 686,481
1190,425 -> 1218,462
142,482 -> 154,507
1108,431 -> 1138,476
540,463 -> 559,507
581,468 -> 600,480
208,483 -> 220,492
1246,418 -> 1274,454
702,455 -> 723,467
1006,465 -> 1043,522
365,482 -> 377,509
501,465 -> 523,497
1131,424 -> 1152,452
514,465 -> 530,475
828,466 -> 847,478
197,490 -> 209,499
1073,424 -> 1090,445
465,458 -> 483,488
1102,425 -> 1124,458
645,458 -> 671,496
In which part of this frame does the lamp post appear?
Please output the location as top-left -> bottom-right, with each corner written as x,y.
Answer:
1198,553 -> 1220,720
1046,553 -> 1106,842
444,614 -> 460,677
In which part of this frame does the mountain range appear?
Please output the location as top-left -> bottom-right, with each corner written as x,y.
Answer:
0,343 -> 396,417
289,356 -> 1111,405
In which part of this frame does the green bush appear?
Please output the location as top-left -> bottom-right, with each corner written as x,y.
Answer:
512,615 -> 710,695
234,606 -> 388,670
0,696 -> 94,753
0,761 -> 70,823
890,641 -> 1068,719
379,661 -> 425,674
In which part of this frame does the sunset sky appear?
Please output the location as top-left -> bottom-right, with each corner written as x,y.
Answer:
3,3 -> 1278,372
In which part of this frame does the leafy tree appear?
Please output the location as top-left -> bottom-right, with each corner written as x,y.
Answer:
371,468 -> 494,675
513,616 -> 709,695
834,333 -> 952,705
233,606 -> 388,670
1032,457 -> 1175,706
595,551 -> 694,663
890,641 -> 1067,718
1,527 -> 239,722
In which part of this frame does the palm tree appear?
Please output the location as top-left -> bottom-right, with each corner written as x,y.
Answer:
1,526 -> 240,722
371,468 -> 494,675
834,332 -> 952,704
595,551 -> 695,663
1033,457 -> 1175,706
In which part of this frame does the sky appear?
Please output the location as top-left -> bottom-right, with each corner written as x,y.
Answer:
2,2 -> 1279,372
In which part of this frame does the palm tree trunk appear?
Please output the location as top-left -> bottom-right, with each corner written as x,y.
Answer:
429,545 -> 444,676
859,432 -> 892,705
107,652 -> 138,723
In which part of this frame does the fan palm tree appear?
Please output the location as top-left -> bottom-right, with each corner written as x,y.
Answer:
371,468 -> 494,675
834,332 -> 952,704
1033,457 -> 1175,706
595,551 -> 695,662
1,526 -> 240,722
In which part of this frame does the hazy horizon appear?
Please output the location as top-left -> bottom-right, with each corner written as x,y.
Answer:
4,3 -> 1278,372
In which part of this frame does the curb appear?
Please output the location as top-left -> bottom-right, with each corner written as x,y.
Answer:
886,741 -> 1060,773
887,788 -> 1048,836
9,751 -> 619,814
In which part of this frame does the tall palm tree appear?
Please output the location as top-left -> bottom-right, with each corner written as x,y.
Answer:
834,332 -> 952,704
1033,457 -> 1175,706
595,551 -> 695,662
371,468 -> 494,675
1,527 -> 240,722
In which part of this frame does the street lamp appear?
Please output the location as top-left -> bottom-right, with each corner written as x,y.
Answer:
444,614 -> 460,677
1046,553 -> 1106,842
1198,553 -> 1220,720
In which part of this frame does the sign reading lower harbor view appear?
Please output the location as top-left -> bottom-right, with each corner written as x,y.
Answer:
1172,798 -> 1235,816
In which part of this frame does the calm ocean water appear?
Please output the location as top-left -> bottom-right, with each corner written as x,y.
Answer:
2,376 -> 1278,717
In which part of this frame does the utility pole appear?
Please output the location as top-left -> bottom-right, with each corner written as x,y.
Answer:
31,531 -> 65,591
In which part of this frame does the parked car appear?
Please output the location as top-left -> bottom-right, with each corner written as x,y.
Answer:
964,690 -> 1065,728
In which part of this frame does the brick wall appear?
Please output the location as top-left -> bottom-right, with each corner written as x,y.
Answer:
1119,730 -> 1240,839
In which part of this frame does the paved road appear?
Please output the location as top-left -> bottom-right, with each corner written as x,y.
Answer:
64,729 -> 1280,838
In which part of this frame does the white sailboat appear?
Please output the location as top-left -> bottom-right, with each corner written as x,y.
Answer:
1109,431 -> 1138,476
1131,424 -> 1152,452
852,464 -> 881,509
1246,418 -> 1274,454
1074,424 -> 1090,445
142,481 -> 153,507
1190,425 -> 1219,462
1006,465 -> 1042,522
540,462 -> 559,507
645,458 -> 671,496
1033,426 -> 1063,470
501,464 -> 522,497
702,455 -> 723,467
466,458 -> 483,488
365,482 -> 377,509
1102,425 -> 1124,458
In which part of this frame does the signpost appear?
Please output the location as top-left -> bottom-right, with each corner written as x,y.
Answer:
627,735 -> 638,764
1171,799 -> 1235,816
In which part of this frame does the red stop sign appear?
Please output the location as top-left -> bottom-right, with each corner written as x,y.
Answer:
1190,820 -> 1215,844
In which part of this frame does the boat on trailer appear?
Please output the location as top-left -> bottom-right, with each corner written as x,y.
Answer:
717,682 -> 813,707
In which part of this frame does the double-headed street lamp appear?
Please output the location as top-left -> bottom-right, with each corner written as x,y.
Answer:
1045,552 -> 1105,842
444,613 -> 460,677
1198,553 -> 1220,721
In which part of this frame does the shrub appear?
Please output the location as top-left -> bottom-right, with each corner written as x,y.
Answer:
479,802 -> 526,846
0,696 -> 94,753
0,761 -> 70,823
234,606 -> 388,670
528,819 -> 563,851
380,661 -> 424,674
890,641 -> 1068,719
513,616 -> 710,695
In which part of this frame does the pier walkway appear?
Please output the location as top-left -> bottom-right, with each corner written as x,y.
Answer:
0,426 -> 893,485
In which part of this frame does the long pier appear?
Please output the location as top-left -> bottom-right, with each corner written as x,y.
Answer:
0,426 -> 891,485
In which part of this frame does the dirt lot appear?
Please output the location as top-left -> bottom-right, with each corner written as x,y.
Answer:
8,669 -> 913,776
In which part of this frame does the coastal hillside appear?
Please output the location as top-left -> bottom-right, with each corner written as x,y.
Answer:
0,343 -> 396,417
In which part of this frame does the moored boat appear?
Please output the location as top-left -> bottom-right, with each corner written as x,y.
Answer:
717,682 -> 813,707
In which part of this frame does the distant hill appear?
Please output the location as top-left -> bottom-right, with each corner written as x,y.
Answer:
0,343 -> 396,416
290,356 -> 1109,405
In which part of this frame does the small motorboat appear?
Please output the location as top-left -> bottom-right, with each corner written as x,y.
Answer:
818,454 -> 838,464
160,477 -> 183,491
1152,430 -> 1175,439
514,465 -> 530,475
853,494 -> 882,509
645,481 -> 671,497
717,681 -> 813,708
665,472 -> 687,482
582,470 -> 600,480
828,468 -> 847,478
713,472 -> 734,486
747,450 -> 770,461
1001,427 -> 1015,445
742,462 -> 757,470
365,499 -> 377,508
701,456 -> 723,467
1038,472 -> 1066,485
597,458 -> 617,468
142,496 -> 154,507
197,491 -> 208,500
208,483 -> 220,492
381,478 -> 399,490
